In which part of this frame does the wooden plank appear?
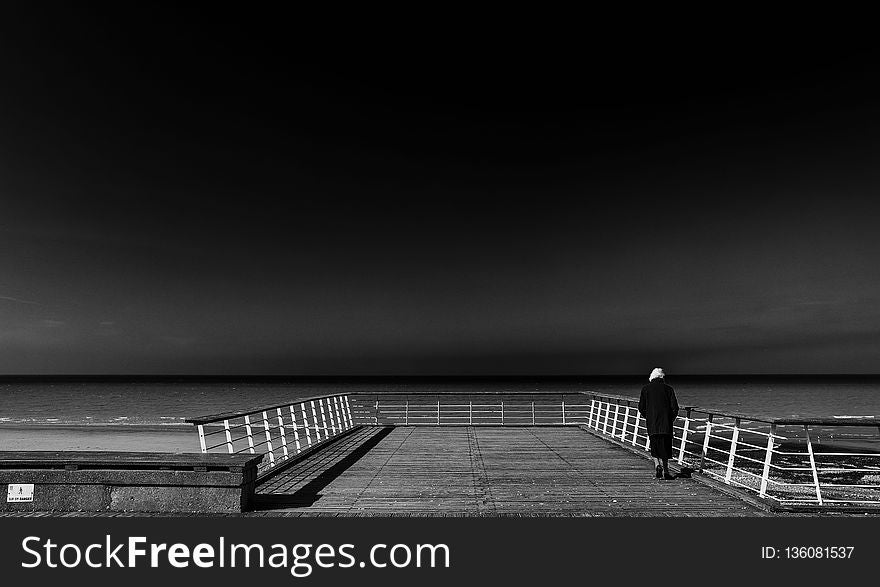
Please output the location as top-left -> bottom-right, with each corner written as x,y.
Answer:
254,427 -> 766,516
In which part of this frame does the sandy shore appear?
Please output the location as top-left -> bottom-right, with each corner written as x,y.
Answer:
0,424 -> 197,453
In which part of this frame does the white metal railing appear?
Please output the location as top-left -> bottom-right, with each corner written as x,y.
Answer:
579,392 -> 880,510
187,390 -> 879,509
345,392 -> 590,426
185,394 -> 355,475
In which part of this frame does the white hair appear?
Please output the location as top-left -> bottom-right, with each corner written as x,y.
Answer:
649,367 -> 665,381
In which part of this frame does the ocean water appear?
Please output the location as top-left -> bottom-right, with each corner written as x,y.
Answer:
1,377 -> 878,426
0,378 -> 877,452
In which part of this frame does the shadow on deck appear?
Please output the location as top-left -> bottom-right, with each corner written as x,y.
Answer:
254,426 -> 767,516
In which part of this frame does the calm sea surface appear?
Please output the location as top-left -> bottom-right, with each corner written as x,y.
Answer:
0,378 -> 876,452
2,378 -> 879,427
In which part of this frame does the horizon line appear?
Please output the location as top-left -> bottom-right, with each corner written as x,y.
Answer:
2,373 -> 880,380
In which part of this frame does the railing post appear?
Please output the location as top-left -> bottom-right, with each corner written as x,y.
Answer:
223,419 -> 233,453
340,396 -> 350,429
759,423 -> 776,498
603,403 -> 611,435
437,399 -> 441,425
804,425 -> 824,505
276,408 -> 289,460
332,396 -> 342,431
589,399 -> 596,428
244,415 -> 255,454
318,399 -> 329,437
724,418 -> 740,484
374,399 -> 379,425
323,399 -> 335,435
289,406 -> 301,453
197,424 -> 207,453
632,413 -> 640,446
405,399 -> 409,425
501,400 -> 504,425
532,401 -> 535,425
562,398 -> 566,425
301,403 -> 313,446
310,401 -> 321,441
330,397 -> 339,430
700,414 -> 713,471
262,411 -> 275,466
677,408 -> 691,465
344,396 -> 353,426
469,401 -> 473,425
610,404 -> 619,437
621,406 -> 631,441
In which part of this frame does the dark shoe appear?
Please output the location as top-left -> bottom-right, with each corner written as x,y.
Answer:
655,465 -> 663,479
663,470 -> 676,480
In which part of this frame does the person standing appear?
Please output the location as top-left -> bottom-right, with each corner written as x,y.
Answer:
638,368 -> 679,480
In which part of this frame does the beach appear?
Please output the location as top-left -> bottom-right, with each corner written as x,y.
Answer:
0,424 -> 196,453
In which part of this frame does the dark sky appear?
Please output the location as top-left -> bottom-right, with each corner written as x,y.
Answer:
1,11 -> 879,375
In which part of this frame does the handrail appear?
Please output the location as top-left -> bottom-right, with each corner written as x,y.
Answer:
578,391 -> 779,424
186,391 -> 592,424
187,393 -> 358,476
578,391 -> 878,426
185,392 -> 355,425
579,392 -> 880,510
187,389 -> 877,428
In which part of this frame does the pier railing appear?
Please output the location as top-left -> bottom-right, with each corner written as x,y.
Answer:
187,390 -> 879,509
580,392 -> 880,510
346,392 -> 591,426
185,394 -> 356,475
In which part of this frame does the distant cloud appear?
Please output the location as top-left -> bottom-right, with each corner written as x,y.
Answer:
39,319 -> 65,328
99,321 -> 116,326
0,295 -> 39,305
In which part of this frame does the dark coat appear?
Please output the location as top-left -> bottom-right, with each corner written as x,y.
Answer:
638,379 -> 679,435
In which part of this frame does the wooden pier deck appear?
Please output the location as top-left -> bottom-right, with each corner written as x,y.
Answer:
254,426 -> 766,516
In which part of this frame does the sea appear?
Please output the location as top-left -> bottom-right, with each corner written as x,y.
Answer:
1,377 -> 878,452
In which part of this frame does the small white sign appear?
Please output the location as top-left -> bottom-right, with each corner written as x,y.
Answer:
7,484 -> 34,503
